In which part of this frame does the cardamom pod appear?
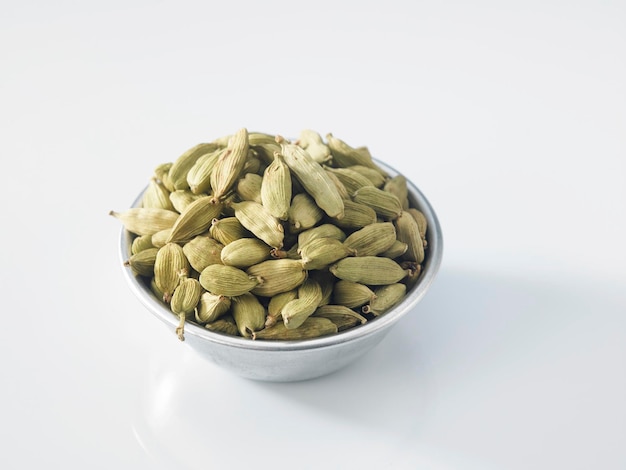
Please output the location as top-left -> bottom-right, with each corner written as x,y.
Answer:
282,278 -> 323,329
329,256 -> 409,285
407,208 -> 428,241
297,223 -> 347,248
288,193 -> 324,233
331,200 -> 377,230
362,283 -> 407,316
204,315 -> 239,336
278,138 -> 345,219
131,234 -> 155,255
169,189 -> 206,213
313,304 -> 367,331
326,133 -> 386,175
142,177 -> 174,211
265,289 -> 298,327
154,242 -> 190,303
295,129 -> 331,163
182,235 -> 224,272
348,165 -> 386,188
246,259 -> 307,297
298,237 -> 355,270
199,264 -> 259,297
324,167 -> 374,196
380,239 -> 409,259
353,186 -> 403,220
169,142 -> 220,191
209,216 -> 249,245
252,317 -> 338,340
332,280 -> 377,308
166,196 -> 224,244
235,172 -> 263,203
151,228 -> 173,248
394,210 -> 425,263
384,175 -> 409,210
195,292 -> 231,324
186,148 -> 223,195
124,247 -> 159,277
220,237 -> 272,268
170,271 -> 202,341
109,208 -> 179,236
231,200 -> 284,249
260,152 -> 292,221
210,128 -> 249,201
231,292 -> 266,338
343,222 -> 397,257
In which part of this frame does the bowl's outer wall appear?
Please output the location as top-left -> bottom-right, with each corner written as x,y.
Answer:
119,157 -> 443,382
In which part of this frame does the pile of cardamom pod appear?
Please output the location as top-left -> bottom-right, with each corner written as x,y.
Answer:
110,129 -> 428,341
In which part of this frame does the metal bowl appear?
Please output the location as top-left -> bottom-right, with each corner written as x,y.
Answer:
119,159 -> 443,382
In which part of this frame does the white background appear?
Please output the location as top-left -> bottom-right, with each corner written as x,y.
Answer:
1,1 -> 625,469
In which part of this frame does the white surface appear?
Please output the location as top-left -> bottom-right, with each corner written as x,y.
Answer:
1,1 -> 625,469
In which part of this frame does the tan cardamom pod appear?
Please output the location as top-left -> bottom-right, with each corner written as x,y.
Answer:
332,280 -> 377,308
169,189 -> 207,213
298,237 -> 355,271
210,128 -> 249,202
252,317 -> 337,340
325,133 -> 386,175
195,292 -> 231,324
151,228 -> 173,248
288,193 -> 324,233
329,256 -> 409,285
231,200 -> 284,249
109,208 -> 179,236
182,235 -> 224,272
153,162 -> 173,191
282,278 -> 324,330
295,129 -> 332,164
220,238 -> 272,269
260,152 -> 292,221
380,239 -> 409,259
297,223 -> 347,248
324,167 -> 374,196
170,271 -> 203,341
231,292 -> 266,338
362,283 -> 407,316
394,210 -> 425,263
343,222 -> 397,257
209,217 -> 249,245
265,289 -> 298,327
353,186 -> 403,220
169,142 -> 220,191
204,315 -> 239,336
166,196 -> 224,244
199,264 -> 259,297
348,165 -> 387,188
331,200 -> 377,230
246,259 -> 307,297
142,177 -> 174,211
124,247 -> 159,277
278,138 -> 345,219
131,234 -> 155,255
235,172 -> 263,204
313,305 -> 367,331
186,148 -> 224,195
154,242 -> 190,303
407,208 -> 428,241
384,175 -> 410,210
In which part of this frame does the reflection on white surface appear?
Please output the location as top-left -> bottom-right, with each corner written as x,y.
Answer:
129,268 -> 626,470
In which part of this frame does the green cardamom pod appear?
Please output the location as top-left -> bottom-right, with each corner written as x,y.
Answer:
288,193 -> 324,233
295,129 -> 332,163
362,283 -> 407,316
195,292 -> 231,324
324,167 -> 374,196
199,264 -> 259,297
154,242 -> 190,303
384,175 -> 410,210
171,271 -> 203,341
124,247 -> 158,277
313,304 -> 367,331
331,200 -> 377,230
131,234 -> 155,255
329,256 -> 409,285
282,279 -> 323,329
142,177 -> 174,211
210,128 -> 249,201
186,148 -> 223,195
166,196 -> 224,244
204,315 -> 239,336
298,223 -> 347,248
332,280 -> 377,308
169,189 -> 206,213
252,317 -> 337,340
182,234 -> 224,272
265,289 -> 298,327
231,200 -> 285,249
231,292 -> 266,338
298,237 -> 355,270
260,152 -> 292,221
220,237 -> 272,268
169,142 -> 220,191
109,208 -> 179,236
246,259 -> 307,297
235,172 -> 263,203
394,210 -> 425,263
209,216 -> 249,245
343,222 -> 397,257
